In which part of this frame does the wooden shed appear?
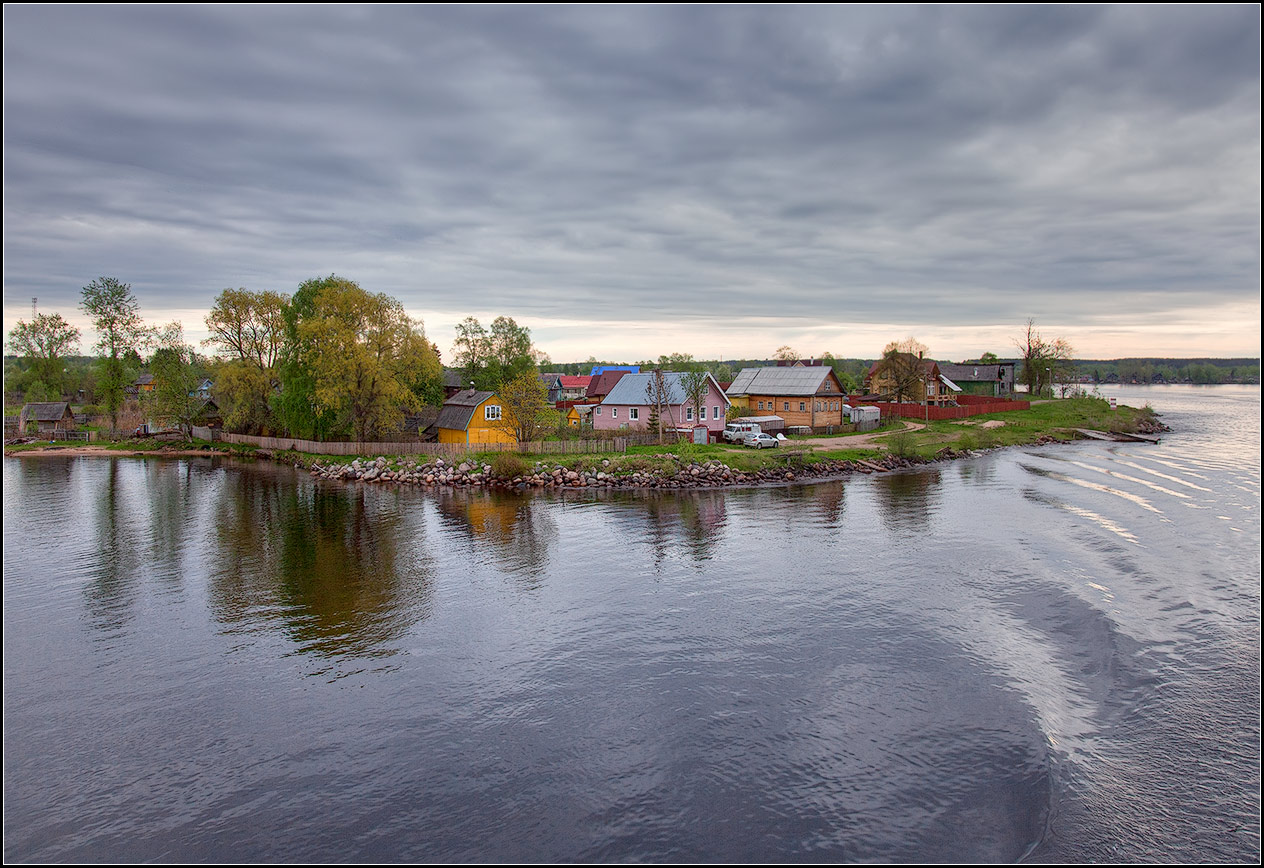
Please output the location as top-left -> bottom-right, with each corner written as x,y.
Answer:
19,402 -> 76,435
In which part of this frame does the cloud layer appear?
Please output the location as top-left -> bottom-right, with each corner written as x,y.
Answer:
3,5 -> 1259,360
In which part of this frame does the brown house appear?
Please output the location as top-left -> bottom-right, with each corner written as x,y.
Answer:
19,402 -> 76,435
726,366 -> 848,429
865,354 -> 955,405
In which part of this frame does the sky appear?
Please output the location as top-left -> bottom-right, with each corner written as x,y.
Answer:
3,4 -> 1260,364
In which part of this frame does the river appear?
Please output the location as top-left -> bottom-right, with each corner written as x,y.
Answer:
3,384 -> 1259,862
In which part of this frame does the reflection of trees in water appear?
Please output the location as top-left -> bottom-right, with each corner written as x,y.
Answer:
633,489 -> 728,570
433,489 -> 557,586
84,460 -> 147,634
141,458 -> 219,586
207,466 -> 434,661
873,468 -> 943,532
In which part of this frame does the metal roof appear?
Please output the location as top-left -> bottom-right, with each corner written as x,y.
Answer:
600,372 -> 729,407
726,366 -> 838,397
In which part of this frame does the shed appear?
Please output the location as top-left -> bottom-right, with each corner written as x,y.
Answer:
19,402 -> 76,435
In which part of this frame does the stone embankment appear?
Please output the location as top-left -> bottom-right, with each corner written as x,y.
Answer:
307,436 -> 1067,492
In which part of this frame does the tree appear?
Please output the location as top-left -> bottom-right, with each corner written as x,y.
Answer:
493,370 -> 558,444
774,345 -> 799,362
644,369 -> 678,443
274,275 -> 351,440
682,369 -> 711,426
1014,320 -> 1074,397
80,277 -> 151,431
204,288 -> 288,434
145,323 -> 204,440
297,279 -> 436,442
874,338 -> 929,403
6,312 -> 81,398
979,351 -> 999,364
451,316 -> 491,390
487,316 -> 536,386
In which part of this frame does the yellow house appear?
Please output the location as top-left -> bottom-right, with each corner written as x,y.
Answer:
435,389 -> 517,445
565,404 -> 596,428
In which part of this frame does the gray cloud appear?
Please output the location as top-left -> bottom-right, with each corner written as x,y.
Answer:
3,4 -> 1259,357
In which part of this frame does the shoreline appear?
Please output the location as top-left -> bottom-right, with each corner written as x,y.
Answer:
3,433 -> 1078,492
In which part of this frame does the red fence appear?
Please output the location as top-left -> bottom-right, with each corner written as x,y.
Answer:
859,397 -> 1030,421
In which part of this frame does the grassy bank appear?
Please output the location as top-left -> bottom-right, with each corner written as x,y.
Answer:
6,396 -> 1159,475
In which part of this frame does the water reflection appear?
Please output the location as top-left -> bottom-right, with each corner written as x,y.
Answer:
873,468 -> 943,531
433,488 -> 558,584
84,460 -> 147,635
626,489 -> 729,569
207,465 -> 435,661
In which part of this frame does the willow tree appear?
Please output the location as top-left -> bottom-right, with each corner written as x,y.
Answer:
297,280 -> 439,442
203,287 -> 288,434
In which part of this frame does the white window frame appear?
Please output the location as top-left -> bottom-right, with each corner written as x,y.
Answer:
713,406 -> 720,420
686,406 -> 693,421
612,407 -> 618,419
595,406 -> 602,416
484,404 -> 501,421
629,407 -> 639,421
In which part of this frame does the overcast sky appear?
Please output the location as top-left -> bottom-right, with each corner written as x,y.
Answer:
3,4 -> 1260,363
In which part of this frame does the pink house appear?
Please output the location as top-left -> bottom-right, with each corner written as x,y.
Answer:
591,371 -> 730,436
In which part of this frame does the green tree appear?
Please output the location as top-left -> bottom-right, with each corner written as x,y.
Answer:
297,280 -> 436,442
452,316 -> 491,390
203,287 -> 288,434
274,276 -> 348,440
144,323 -> 204,440
487,315 -> 536,386
493,369 -> 557,444
6,312 -> 81,398
80,277 -> 151,431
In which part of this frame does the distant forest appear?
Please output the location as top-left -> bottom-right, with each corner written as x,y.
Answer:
541,356 -> 1261,387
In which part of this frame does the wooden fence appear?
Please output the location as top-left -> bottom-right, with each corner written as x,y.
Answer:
211,430 -> 663,457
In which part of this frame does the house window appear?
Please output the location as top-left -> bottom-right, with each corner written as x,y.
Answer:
595,406 -> 602,416
612,407 -> 618,419
799,401 -> 806,412
484,404 -> 501,421
758,401 -> 764,410
713,406 -> 720,419
686,407 -> 693,421
630,408 -> 639,420
783,401 -> 789,411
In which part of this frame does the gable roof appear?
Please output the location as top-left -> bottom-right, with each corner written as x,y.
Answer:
937,362 -> 1011,383
590,365 -> 640,376
133,372 -> 154,386
727,366 -> 841,397
435,389 -> 497,431
601,371 -> 729,407
867,354 -> 940,378
539,372 -> 563,388
20,402 -> 72,422
586,369 -> 630,398
559,375 -> 592,389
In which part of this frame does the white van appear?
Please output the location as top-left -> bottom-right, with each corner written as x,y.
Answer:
723,422 -> 760,443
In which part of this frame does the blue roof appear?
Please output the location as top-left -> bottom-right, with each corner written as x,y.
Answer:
589,365 -> 640,376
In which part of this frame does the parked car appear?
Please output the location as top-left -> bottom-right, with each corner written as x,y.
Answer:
743,432 -> 779,449
723,422 -> 760,443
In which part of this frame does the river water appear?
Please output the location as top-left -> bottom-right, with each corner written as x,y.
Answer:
3,385 -> 1259,862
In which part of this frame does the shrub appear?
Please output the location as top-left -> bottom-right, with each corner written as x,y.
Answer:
886,429 -> 915,457
490,452 -> 529,479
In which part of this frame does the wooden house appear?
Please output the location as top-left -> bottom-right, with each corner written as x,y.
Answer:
726,365 -> 848,429
434,389 -> 517,446
865,354 -> 956,405
18,402 -> 76,435
592,372 -> 730,437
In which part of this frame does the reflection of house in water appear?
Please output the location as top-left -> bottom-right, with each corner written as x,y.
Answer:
872,468 -> 943,531
433,489 -> 557,582
635,489 -> 729,568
